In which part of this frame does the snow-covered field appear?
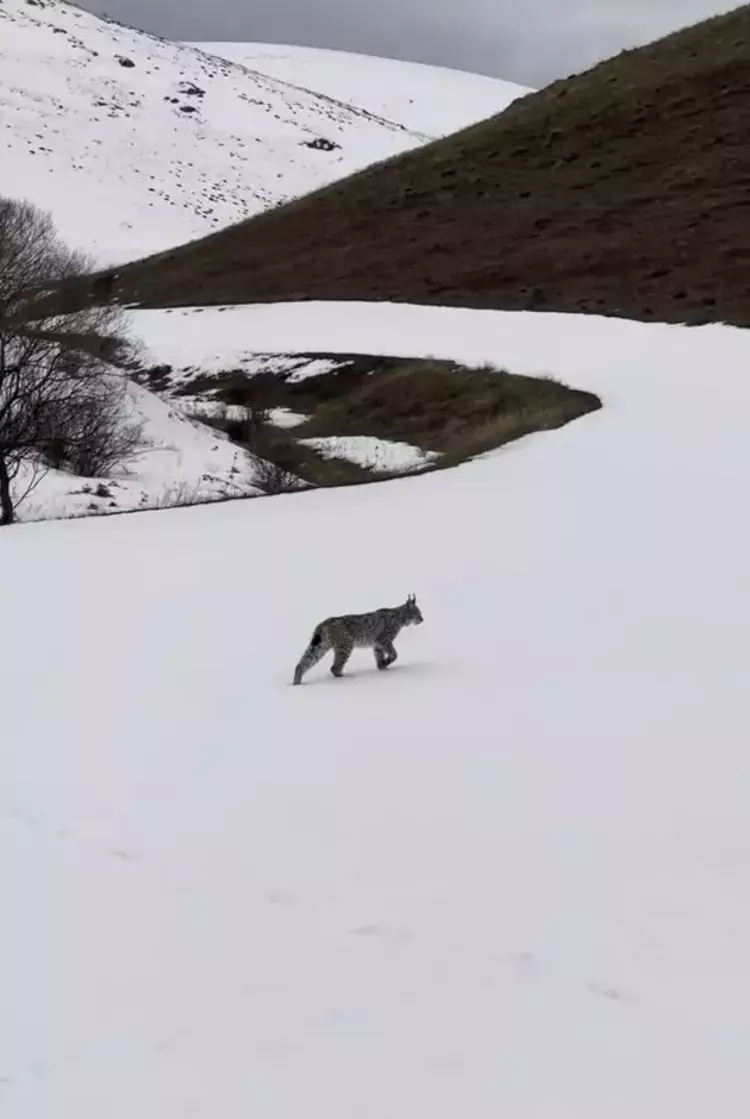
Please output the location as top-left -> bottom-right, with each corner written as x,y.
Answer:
195,42 -> 532,137
4,301 -> 750,1116
0,0 -> 430,263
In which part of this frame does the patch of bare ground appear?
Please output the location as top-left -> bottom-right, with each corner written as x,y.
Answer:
180,354 -> 601,487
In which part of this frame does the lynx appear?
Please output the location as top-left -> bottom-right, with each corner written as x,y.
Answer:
293,594 -> 424,684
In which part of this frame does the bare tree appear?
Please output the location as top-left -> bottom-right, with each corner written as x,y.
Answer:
40,373 -> 146,479
0,197 -> 142,524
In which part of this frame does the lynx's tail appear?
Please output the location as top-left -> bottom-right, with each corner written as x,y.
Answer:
293,625 -> 327,684
309,625 -> 323,648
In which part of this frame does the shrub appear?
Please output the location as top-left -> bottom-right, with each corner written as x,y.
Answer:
0,196 -> 142,521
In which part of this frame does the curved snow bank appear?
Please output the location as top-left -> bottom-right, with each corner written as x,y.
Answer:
131,299 -> 748,400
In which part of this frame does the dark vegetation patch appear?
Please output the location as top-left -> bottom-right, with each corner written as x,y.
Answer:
294,359 -> 599,458
46,5 -> 750,328
164,353 -> 601,489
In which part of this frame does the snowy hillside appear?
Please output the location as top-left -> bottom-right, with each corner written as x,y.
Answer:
12,378 -> 265,522
195,42 -> 532,137
0,0 -> 429,263
4,300 -> 750,1116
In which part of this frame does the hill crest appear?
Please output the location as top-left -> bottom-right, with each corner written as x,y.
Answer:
192,41 -> 531,138
107,3 -> 750,328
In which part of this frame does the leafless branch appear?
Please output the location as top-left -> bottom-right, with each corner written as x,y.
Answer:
0,196 -> 144,524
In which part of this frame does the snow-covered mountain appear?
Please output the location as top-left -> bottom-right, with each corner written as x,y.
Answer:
4,300 -> 750,1116
0,0 -> 431,264
194,42 -> 532,138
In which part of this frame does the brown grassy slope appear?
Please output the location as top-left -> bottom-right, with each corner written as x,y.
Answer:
100,4 -> 750,325
164,355 -> 601,488
292,360 -> 600,457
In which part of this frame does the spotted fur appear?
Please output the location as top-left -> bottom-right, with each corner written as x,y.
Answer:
293,594 -> 424,684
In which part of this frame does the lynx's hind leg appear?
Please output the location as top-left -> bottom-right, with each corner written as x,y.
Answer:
330,638 -> 354,678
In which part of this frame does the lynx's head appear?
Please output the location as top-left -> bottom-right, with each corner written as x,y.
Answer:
402,593 -> 424,625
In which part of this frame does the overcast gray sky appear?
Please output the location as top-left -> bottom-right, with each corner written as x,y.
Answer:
77,0 -> 738,86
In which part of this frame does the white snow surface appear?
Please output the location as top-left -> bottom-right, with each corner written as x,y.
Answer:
135,309 -> 357,378
14,379 -> 262,522
301,434 -> 438,473
0,0 -> 430,263
5,301 -> 750,1116
195,42 -> 532,137
267,406 -> 308,429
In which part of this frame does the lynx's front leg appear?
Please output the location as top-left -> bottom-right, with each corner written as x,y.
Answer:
375,641 -> 397,669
